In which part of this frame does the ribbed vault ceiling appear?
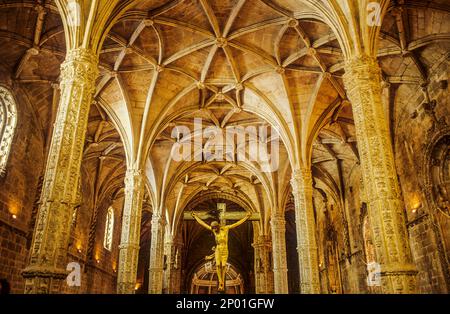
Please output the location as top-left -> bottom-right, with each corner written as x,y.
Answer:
0,0 -> 449,235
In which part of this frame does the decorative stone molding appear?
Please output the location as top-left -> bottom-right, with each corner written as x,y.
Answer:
290,168 -> 320,294
117,168 -> 145,294
148,212 -> 166,294
343,55 -> 418,293
253,235 -> 274,293
270,214 -> 288,294
22,48 -> 99,293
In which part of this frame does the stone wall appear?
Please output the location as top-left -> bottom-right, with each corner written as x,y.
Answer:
0,81 -> 45,293
394,56 -> 450,293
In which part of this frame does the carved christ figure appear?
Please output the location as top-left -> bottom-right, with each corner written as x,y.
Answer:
191,211 -> 252,292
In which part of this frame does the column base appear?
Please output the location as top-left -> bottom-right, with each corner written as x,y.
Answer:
21,265 -> 68,294
380,263 -> 418,293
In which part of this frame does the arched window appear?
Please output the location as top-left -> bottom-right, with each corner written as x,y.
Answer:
103,207 -> 114,251
0,86 -> 17,176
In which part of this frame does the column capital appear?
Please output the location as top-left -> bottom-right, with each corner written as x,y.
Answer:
252,235 -> 272,248
23,43 -> 101,293
60,48 -> 99,87
64,47 -> 98,62
125,168 -> 144,178
151,212 -> 166,229
124,168 -> 144,192
290,168 -> 313,194
291,167 -> 312,181
117,167 -> 145,294
344,54 -> 379,71
340,52 -> 418,293
270,214 -> 285,229
342,55 -> 382,94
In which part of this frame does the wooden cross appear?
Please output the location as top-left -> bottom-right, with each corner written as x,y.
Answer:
184,203 -> 260,221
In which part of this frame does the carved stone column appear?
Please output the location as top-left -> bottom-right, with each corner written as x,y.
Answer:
169,239 -> 183,294
343,55 -> 417,293
162,236 -> 173,293
270,215 -> 288,294
22,48 -> 98,294
253,235 -> 274,294
148,213 -> 166,294
117,169 -> 144,294
291,168 -> 320,294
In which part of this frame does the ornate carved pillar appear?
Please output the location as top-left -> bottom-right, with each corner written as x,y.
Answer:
117,169 -> 144,294
291,168 -> 320,294
169,239 -> 183,294
148,213 -> 166,294
162,236 -> 173,293
253,235 -> 274,294
343,55 -> 417,293
22,48 -> 98,294
270,215 -> 288,294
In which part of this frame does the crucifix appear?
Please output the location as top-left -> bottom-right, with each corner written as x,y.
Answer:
188,203 -> 256,292
184,205 -> 259,221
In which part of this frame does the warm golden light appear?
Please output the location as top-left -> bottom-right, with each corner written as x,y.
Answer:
8,202 -> 19,217
410,194 -> 422,212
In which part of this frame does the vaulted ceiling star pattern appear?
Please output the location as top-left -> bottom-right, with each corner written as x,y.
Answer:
0,0 -> 449,295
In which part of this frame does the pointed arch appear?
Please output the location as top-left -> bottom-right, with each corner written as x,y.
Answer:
0,86 -> 18,176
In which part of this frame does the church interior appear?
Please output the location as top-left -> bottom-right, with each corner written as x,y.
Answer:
0,0 -> 449,294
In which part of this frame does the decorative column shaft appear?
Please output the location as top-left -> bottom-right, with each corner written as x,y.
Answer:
163,236 -> 173,293
270,215 -> 288,294
169,239 -> 183,294
291,168 -> 320,294
148,213 -> 166,294
343,55 -> 417,293
117,169 -> 144,294
22,48 -> 98,294
253,235 -> 274,294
